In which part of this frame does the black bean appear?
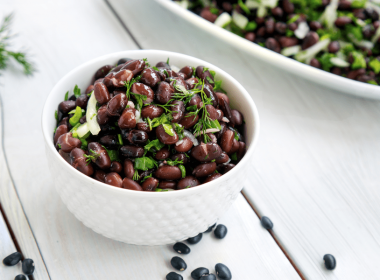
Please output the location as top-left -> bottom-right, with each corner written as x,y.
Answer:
171,256 -> 187,271
173,242 -> 191,254
117,58 -> 132,65
200,274 -> 216,280
215,263 -> 232,280
14,275 -> 27,280
191,267 -> 209,279
261,216 -> 274,230
204,223 -> 216,233
214,224 -> 227,239
166,271 -> 183,280
22,258 -> 35,275
323,254 -> 336,270
187,233 -> 203,244
3,252 -> 22,266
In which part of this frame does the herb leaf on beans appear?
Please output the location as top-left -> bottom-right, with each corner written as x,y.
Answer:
144,139 -> 165,155
130,92 -> 147,109
141,173 -> 152,183
134,156 -> 158,171
73,85 -> 81,98
84,149 -> 100,164
124,75 -> 141,99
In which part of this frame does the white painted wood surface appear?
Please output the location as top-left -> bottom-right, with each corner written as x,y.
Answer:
110,0 -> 380,278
0,96 -> 50,279
0,0 -> 300,279
0,212 -> 22,279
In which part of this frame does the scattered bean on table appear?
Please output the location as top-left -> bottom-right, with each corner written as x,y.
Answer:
187,233 -> 203,244
214,224 -> 228,239
191,267 -> 210,279
173,242 -> 191,254
260,216 -> 274,230
21,258 -> 35,275
323,254 -> 337,270
171,256 -> 187,271
3,252 -> 22,266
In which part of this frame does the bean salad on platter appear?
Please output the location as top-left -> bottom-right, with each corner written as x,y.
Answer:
53,58 -> 246,192
173,0 -> 380,86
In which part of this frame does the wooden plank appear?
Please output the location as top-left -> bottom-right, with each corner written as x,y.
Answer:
109,0 -> 380,278
0,95 -> 50,279
0,0 -> 300,279
0,212 -> 23,279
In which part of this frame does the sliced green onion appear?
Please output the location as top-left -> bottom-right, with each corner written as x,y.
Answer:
76,122 -> 90,138
348,33 -> 374,50
281,45 -> 301,57
295,38 -> 331,64
80,138 -> 88,149
330,57 -> 350,68
86,91 -> 101,135
179,164 -> 186,178
118,134 -> 123,145
69,106 -> 83,126
174,0 -> 189,9
371,24 -> 380,44
232,10 -> 248,29
214,12 -> 232,28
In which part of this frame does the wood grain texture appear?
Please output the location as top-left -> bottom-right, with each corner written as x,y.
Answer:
0,212 -> 22,279
0,96 -> 50,279
112,0 -> 380,278
0,0 -> 299,279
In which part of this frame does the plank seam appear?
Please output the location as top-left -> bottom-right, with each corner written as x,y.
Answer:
0,93 -> 51,280
241,191 -> 307,280
104,0 -> 143,49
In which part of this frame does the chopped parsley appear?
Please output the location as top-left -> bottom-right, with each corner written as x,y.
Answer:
64,91 -> 69,101
134,157 -> 158,171
124,75 -> 141,99
73,85 -> 81,98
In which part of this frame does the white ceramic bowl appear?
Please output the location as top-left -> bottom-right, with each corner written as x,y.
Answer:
156,0 -> 380,99
42,50 -> 260,245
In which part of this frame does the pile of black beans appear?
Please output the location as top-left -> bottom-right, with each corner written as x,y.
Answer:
54,57 -> 246,191
167,223 -> 232,280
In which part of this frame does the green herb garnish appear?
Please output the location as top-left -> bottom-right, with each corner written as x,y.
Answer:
64,91 -> 69,101
238,0 -> 251,15
231,152 -> 238,161
73,85 -> 81,98
124,75 -> 141,99
141,173 -> 153,183
144,139 -> 165,155
84,149 -> 100,164
369,59 -> 380,74
134,157 -> 158,171
0,14 -> 35,75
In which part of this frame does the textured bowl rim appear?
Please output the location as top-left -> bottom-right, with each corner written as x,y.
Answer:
41,49 -> 260,197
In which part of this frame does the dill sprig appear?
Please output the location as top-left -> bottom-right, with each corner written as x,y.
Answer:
0,14 -> 35,75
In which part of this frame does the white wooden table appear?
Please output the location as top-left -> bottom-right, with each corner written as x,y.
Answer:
1,0 -> 380,279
